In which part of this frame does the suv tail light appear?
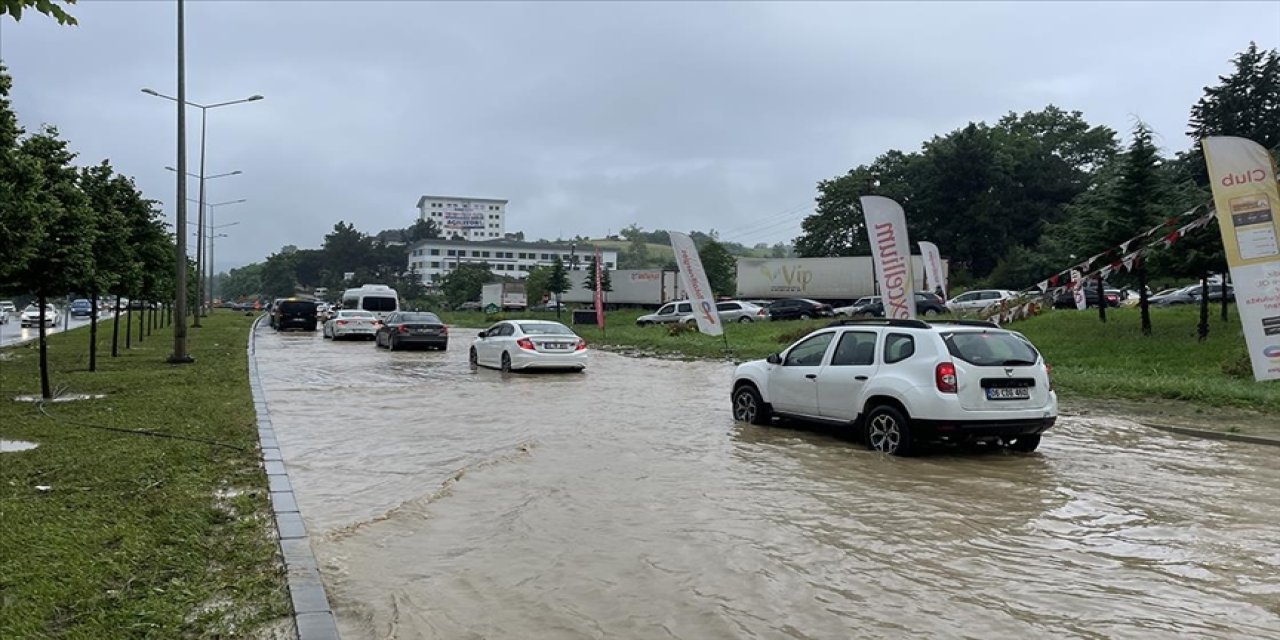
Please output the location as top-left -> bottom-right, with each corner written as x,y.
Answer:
935,362 -> 958,393
1045,362 -> 1054,391
575,338 -> 587,351
516,337 -> 536,351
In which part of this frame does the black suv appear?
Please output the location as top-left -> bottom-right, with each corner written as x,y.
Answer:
272,299 -> 319,331
765,298 -> 835,321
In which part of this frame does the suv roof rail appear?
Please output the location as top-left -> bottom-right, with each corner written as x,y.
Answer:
930,319 -> 1000,328
825,318 -> 930,329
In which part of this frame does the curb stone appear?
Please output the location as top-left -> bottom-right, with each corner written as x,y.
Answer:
248,316 -> 341,640
1140,422 -> 1280,447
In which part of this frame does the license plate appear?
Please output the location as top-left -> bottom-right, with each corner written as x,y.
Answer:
987,387 -> 1030,400
412,329 -> 433,335
545,342 -> 570,350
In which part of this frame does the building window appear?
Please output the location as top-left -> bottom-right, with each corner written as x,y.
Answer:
430,249 -> 440,255
430,261 -> 440,268
447,249 -> 456,256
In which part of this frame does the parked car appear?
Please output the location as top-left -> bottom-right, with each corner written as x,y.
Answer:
0,300 -> 14,324
322,309 -> 380,340
272,298 -> 319,332
637,301 -> 695,326
730,318 -> 1057,456
375,311 -> 448,350
470,319 -> 587,372
834,297 -> 880,316
765,298 -> 835,321
841,292 -> 948,317
1052,282 -> 1120,309
946,289 -> 1019,314
20,304 -> 60,327
69,298 -> 94,317
712,300 -> 767,323
456,301 -> 483,311
532,300 -> 568,312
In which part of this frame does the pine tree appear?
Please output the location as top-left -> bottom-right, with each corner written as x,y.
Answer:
1110,123 -> 1164,335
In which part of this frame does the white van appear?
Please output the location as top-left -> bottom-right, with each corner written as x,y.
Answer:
341,284 -> 400,321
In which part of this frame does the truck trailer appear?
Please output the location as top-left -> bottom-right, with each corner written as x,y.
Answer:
558,269 -> 684,307
481,282 -> 527,312
736,256 -> 944,302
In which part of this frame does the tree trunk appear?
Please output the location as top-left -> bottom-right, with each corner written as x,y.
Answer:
111,297 -> 122,357
38,293 -> 51,400
1137,267 -> 1151,336
1096,276 -> 1106,323
126,303 -> 133,350
136,303 -> 145,344
1221,271 -> 1230,322
1197,275 -> 1210,342
148,303 -> 154,335
89,291 -> 99,372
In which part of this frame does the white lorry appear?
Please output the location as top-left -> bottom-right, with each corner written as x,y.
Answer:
735,256 -> 943,302
481,282 -> 527,312
558,269 -> 684,307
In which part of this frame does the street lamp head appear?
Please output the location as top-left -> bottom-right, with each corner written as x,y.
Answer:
230,170 -> 243,176
164,166 -> 177,172
248,95 -> 265,101
141,88 -> 160,96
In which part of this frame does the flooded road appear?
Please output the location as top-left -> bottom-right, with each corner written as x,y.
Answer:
255,326 -> 1280,639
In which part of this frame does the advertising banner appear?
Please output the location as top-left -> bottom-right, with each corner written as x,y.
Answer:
860,196 -> 916,319
918,241 -> 947,299
1202,136 -> 1280,381
668,232 -> 723,336
1071,269 -> 1087,310
593,248 -> 605,329
441,202 -> 487,230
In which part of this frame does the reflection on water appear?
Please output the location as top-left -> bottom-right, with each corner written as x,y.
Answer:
255,326 -> 1280,640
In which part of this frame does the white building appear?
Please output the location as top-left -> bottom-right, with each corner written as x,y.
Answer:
407,238 -> 619,285
416,195 -> 507,241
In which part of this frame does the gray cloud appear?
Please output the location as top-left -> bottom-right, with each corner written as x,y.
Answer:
2,1 -> 1276,271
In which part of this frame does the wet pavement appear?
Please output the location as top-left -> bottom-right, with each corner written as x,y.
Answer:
255,326 -> 1280,640
0,312 -> 112,348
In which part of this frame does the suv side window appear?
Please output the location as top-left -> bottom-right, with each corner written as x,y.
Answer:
784,332 -> 834,367
676,303 -> 693,313
883,333 -> 915,364
657,304 -> 674,315
831,331 -> 877,366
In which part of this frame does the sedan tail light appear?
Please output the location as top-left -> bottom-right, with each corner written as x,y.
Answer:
440,325 -> 449,335
935,362 -> 958,393
336,320 -> 348,325
575,339 -> 587,351
397,324 -> 409,334
516,337 -> 536,351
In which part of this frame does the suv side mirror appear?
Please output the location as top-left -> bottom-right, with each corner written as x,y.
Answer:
766,353 -> 782,365
477,331 -> 487,338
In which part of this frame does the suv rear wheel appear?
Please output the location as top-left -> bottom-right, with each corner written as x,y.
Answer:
865,405 -> 914,456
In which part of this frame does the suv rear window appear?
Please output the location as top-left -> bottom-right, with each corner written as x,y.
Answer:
279,301 -> 317,314
943,332 -> 1039,366
361,296 -> 397,312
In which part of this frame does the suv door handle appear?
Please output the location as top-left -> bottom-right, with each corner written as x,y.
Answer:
805,374 -> 817,379
855,375 -> 868,381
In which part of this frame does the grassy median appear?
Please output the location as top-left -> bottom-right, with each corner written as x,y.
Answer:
440,304 -> 1279,413
0,311 -> 290,638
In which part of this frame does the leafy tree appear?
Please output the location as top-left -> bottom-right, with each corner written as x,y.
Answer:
697,238 -> 736,297
1110,123 -> 1165,335
406,218 -> 440,243
524,264 -> 551,306
260,251 -> 299,298
546,257 -> 570,317
78,161 -> 132,370
439,262 -> 492,308
0,0 -> 77,25
1188,42 -> 1280,171
14,127 -> 96,398
0,64 -> 46,286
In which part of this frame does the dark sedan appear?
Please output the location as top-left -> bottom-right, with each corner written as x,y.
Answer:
765,298 -> 835,321
1053,283 -> 1120,309
845,291 -> 949,317
375,311 -> 449,351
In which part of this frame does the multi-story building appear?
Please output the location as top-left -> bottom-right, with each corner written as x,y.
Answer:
407,238 -> 619,284
416,195 -> 507,241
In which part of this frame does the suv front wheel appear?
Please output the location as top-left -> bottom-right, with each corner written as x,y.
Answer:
732,384 -> 772,425
865,405 -> 914,456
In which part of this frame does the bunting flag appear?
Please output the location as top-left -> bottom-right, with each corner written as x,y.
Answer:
1037,280 -> 1048,293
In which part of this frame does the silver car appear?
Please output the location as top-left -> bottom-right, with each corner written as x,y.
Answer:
636,301 -> 695,326
712,300 -> 767,323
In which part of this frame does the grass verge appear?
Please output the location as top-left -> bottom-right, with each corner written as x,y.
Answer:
439,304 -> 1278,413
0,310 -> 290,638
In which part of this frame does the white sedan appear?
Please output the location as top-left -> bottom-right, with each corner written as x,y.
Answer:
20,304 -> 60,327
322,309 -> 380,340
470,320 -> 588,372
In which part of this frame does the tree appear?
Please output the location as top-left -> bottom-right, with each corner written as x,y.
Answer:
0,0 -> 78,25
524,264 -> 552,306
1188,43 -> 1280,169
581,254 -> 613,295
1109,123 -> 1165,334
14,127 -> 96,398
78,161 -> 132,370
439,262 -> 492,309
0,64 -> 46,286
697,238 -> 736,297
546,257 -> 570,318
260,251 -> 299,298
405,218 -> 440,243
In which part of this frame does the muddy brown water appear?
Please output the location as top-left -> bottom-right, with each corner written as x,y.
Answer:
255,326 -> 1280,640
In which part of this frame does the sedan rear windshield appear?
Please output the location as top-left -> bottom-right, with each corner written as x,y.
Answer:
519,323 -> 573,335
942,331 -> 1039,366
399,313 -> 441,323
339,311 -> 375,319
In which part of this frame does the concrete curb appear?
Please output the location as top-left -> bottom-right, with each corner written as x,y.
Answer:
1141,423 -> 1280,447
248,316 -> 341,640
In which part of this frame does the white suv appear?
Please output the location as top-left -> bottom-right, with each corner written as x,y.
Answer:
730,319 -> 1057,455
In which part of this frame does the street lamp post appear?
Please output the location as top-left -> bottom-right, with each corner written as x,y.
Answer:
169,167 -> 240,316
185,199 -> 242,309
142,88 -> 262,328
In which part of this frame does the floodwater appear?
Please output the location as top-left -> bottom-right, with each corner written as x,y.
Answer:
255,326 -> 1280,640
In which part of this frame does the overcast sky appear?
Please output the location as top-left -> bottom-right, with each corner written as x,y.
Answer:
2,1 -> 1277,272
